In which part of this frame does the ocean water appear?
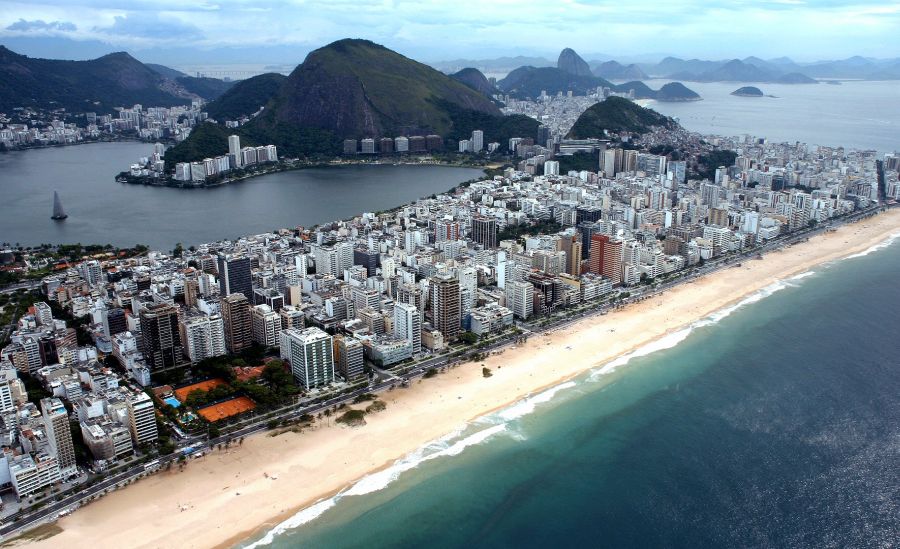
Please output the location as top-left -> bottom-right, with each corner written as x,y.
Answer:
641,79 -> 900,154
241,235 -> 900,548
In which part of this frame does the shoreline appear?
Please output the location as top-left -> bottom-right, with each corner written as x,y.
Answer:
224,217 -> 898,548
25,209 -> 900,549
1,136 -> 151,154
117,157 -> 495,190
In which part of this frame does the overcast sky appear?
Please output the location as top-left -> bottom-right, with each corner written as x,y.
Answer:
1,0 -> 898,65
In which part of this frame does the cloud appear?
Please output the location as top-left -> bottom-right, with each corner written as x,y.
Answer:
0,0 -> 897,61
6,19 -> 77,32
93,13 -> 204,40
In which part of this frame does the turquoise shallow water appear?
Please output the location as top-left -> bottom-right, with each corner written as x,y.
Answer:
242,235 -> 900,549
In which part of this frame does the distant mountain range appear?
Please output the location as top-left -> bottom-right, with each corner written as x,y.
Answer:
0,45 -> 235,114
433,54 -> 900,81
495,49 -> 701,101
659,59 -> 817,84
592,61 -> 649,81
431,56 -> 554,75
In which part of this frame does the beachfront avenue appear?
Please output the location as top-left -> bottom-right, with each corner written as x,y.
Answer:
0,112 -> 895,542
0,200 -> 892,541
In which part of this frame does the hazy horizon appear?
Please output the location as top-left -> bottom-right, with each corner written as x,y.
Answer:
1,0 -> 898,67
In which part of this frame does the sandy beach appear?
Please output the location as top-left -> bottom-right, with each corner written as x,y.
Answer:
28,209 -> 900,549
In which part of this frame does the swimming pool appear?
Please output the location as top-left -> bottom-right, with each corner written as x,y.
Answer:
164,397 -> 181,408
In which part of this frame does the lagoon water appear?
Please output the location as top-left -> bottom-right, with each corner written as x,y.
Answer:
0,142 -> 481,250
1,80 -> 896,250
242,239 -> 900,548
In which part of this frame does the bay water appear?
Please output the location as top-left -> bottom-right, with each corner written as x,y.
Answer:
644,79 -> 900,153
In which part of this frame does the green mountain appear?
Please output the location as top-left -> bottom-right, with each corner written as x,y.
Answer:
146,63 -> 234,100
253,39 -> 499,143
163,122 -> 265,171
497,66 -> 614,98
173,39 -> 536,159
557,48 -> 593,77
0,46 -> 190,113
497,65 -> 700,101
146,63 -> 187,80
175,76 -> 234,101
431,99 -> 539,144
567,97 -> 675,138
450,68 -> 497,98
204,73 -> 287,120
599,80 -> 701,101
615,81 -> 657,99
655,82 -> 702,101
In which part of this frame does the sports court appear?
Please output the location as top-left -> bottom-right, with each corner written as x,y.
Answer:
197,396 -> 256,422
174,379 -> 227,402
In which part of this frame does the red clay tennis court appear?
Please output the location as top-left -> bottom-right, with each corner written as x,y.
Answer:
174,379 -> 227,402
197,396 -> 256,422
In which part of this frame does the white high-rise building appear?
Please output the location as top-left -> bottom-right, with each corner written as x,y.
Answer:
251,304 -> 281,348
457,266 -> 477,312
40,397 -> 77,478
228,135 -> 241,165
506,280 -> 533,320
126,391 -> 158,444
34,302 -> 53,326
471,130 -> 484,152
280,327 -> 335,389
393,302 -> 422,354
312,242 -> 353,278
9,454 -> 61,498
78,260 -> 103,286
0,366 -> 20,413
544,160 -> 559,176
181,313 -> 226,361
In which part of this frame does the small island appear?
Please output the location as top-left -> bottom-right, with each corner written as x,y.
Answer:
731,86 -> 765,97
655,82 -> 702,102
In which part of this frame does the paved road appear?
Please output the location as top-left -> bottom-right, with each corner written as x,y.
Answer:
0,280 -> 41,295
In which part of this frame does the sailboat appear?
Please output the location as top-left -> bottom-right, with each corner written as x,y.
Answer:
51,191 -> 68,220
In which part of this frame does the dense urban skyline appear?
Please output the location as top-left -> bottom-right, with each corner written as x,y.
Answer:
0,2 -> 899,545
1,0 -> 898,64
